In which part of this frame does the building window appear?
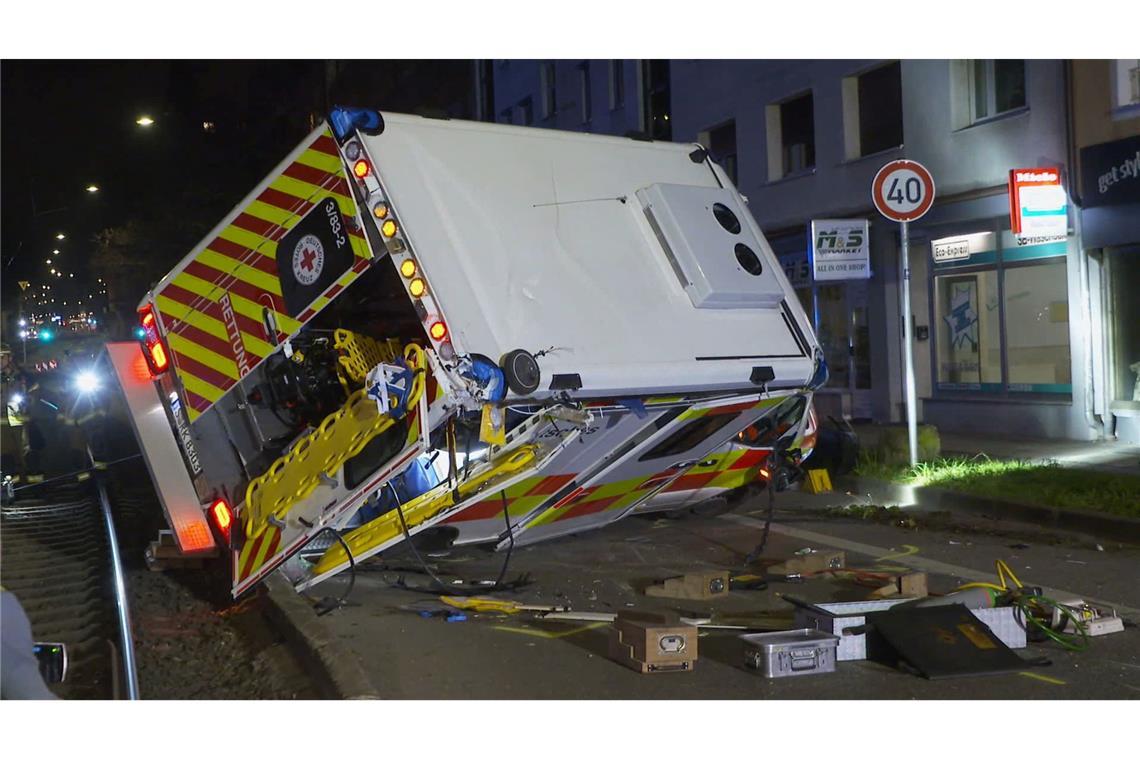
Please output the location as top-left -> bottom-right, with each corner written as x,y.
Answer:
640,59 -> 671,140
773,92 -> 815,177
610,60 -> 624,109
1112,59 -> 1140,110
540,62 -> 556,120
853,62 -> 903,157
701,120 -> 738,184
578,62 -> 592,124
515,96 -> 533,126
970,60 -> 1026,122
932,243 -> 1070,397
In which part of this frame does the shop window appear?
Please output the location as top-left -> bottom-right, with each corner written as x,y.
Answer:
933,250 -> 1071,397
1004,261 -> 1072,393
934,270 -> 1003,390
817,284 -> 850,389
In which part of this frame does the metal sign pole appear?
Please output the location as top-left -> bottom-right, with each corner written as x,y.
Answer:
899,220 -> 918,466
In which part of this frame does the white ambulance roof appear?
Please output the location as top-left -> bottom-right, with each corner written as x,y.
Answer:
361,114 -> 818,398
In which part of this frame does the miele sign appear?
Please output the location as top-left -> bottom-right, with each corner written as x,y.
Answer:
1008,167 -> 1068,239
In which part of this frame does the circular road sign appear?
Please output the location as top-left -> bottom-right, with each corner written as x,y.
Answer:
872,160 -> 936,222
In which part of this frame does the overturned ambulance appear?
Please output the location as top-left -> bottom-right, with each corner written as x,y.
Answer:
106,108 -> 826,597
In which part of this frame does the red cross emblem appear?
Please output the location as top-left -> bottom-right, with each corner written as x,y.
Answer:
300,247 -> 317,271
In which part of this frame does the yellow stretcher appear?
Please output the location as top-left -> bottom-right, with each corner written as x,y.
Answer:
242,343 -> 426,541
310,444 -> 540,578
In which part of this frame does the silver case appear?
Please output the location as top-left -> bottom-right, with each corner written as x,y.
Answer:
740,628 -> 840,678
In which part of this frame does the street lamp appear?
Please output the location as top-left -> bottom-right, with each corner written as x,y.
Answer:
86,184 -> 99,193
136,116 -> 155,127
55,233 -> 65,240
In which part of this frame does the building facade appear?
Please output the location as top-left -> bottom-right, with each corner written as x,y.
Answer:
476,59 -> 1139,443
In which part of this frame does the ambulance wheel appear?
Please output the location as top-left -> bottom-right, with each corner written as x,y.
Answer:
499,349 -> 541,396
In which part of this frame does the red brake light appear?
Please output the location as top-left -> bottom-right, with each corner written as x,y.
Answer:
429,321 -> 447,341
138,305 -> 170,376
209,499 -> 233,545
142,312 -> 155,328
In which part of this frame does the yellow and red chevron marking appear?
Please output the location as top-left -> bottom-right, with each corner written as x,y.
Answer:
154,128 -> 372,422
236,523 -> 283,584
441,472 -> 576,524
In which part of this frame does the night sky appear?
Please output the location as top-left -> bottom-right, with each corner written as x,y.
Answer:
1,60 -> 475,323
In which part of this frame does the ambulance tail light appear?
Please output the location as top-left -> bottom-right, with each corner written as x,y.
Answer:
138,305 -> 170,376
209,498 -> 234,546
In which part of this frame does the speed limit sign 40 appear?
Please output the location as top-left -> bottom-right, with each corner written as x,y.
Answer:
872,160 -> 936,222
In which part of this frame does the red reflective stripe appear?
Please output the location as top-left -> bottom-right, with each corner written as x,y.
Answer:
170,347 -> 235,392
231,212 -> 285,241
663,471 -> 719,493
443,497 -> 508,523
264,528 -> 282,561
525,474 -> 575,497
559,494 -> 625,520
309,133 -> 340,157
257,186 -> 314,218
162,318 -> 241,367
282,161 -> 340,190
182,388 -> 213,413
728,449 -> 768,470
207,235 -> 280,276
240,532 -> 267,580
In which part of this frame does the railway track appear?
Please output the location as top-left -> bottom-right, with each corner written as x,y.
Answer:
0,476 -> 125,699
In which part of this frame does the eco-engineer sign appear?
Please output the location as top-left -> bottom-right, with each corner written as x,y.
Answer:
810,219 -> 871,281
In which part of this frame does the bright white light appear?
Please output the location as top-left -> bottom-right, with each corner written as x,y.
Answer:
55,233 -> 65,240
10,393 -> 24,408
18,330 -> 27,339
136,116 -> 155,127
75,370 -> 101,394
18,318 -> 27,327
86,185 -> 99,193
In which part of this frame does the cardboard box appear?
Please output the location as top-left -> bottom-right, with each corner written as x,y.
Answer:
771,550 -> 845,575
644,571 -> 729,600
608,613 -> 697,673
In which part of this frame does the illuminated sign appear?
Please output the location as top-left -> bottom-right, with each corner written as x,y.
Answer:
1008,167 -> 1068,239
810,219 -> 871,281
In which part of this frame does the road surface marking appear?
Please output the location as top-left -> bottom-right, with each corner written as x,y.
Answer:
493,622 -> 608,639
875,545 -> 920,563
1019,672 -> 1066,686
719,514 -> 1140,617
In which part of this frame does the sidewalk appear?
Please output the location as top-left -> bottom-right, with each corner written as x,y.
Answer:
936,431 -> 1140,477
851,423 -> 1140,476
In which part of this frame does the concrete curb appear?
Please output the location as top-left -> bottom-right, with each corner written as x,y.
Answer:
840,476 -> 1140,545
260,574 -> 381,699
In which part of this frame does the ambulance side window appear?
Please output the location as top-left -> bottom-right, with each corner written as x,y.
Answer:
637,412 -> 739,462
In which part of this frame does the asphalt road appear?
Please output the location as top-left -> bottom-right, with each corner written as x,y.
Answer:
307,491 -> 1140,699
